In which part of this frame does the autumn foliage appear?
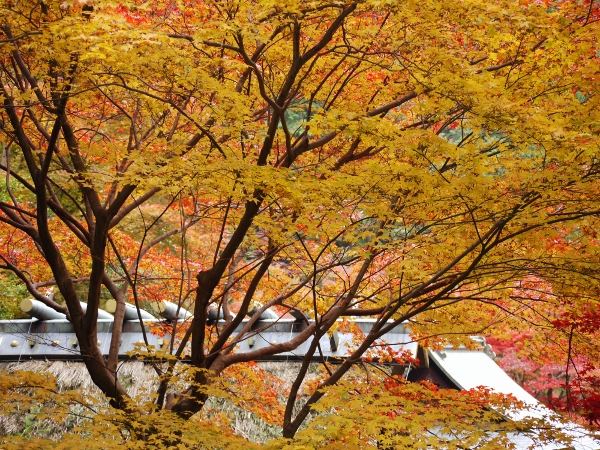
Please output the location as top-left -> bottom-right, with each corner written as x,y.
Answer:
1,0 -> 600,447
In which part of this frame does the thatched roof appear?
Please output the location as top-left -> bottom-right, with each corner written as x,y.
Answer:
0,361 -> 320,443
2,360 -> 156,396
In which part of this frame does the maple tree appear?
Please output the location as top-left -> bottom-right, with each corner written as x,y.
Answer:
488,276 -> 600,426
1,0 -> 600,446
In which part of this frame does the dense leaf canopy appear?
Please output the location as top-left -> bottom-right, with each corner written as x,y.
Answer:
1,0 -> 599,447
